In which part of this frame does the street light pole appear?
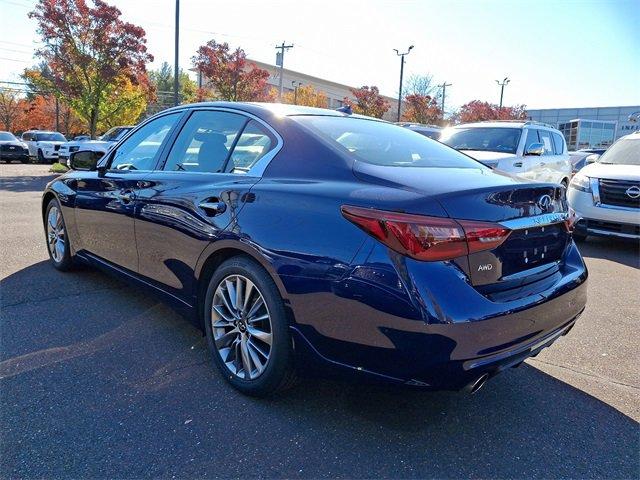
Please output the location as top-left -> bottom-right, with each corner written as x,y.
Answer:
394,45 -> 413,122
173,0 -> 180,106
496,76 -> 510,110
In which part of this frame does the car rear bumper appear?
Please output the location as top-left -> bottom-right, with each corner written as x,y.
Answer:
286,240 -> 588,390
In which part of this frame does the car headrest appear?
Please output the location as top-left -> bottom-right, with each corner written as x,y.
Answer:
193,131 -> 227,144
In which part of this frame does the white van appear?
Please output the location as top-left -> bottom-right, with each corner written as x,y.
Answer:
440,121 -> 572,186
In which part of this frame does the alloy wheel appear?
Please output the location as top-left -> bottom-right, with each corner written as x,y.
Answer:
47,205 -> 65,263
211,274 -> 273,380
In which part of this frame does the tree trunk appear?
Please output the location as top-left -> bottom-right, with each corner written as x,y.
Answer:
89,108 -> 98,139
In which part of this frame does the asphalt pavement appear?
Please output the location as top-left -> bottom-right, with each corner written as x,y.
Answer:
1,163 -> 638,479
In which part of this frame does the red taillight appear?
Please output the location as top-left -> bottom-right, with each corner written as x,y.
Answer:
341,206 -> 511,262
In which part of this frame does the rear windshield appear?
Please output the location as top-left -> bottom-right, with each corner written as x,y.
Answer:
598,137 -> 640,165
295,116 -> 483,168
440,127 -> 522,154
0,132 -> 16,141
35,132 -> 66,142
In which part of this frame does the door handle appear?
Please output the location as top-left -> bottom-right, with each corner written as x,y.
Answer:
540,162 -> 546,166
199,199 -> 227,216
118,189 -> 136,203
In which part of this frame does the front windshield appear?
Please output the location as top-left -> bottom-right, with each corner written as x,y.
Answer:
0,132 -> 17,141
36,132 -> 66,142
440,127 -> 522,154
101,127 -> 131,142
295,116 -> 483,169
597,137 -> 640,165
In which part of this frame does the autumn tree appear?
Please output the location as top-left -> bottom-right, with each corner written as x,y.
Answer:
97,75 -> 150,130
192,40 -> 273,102
149,61 -> 199,105
0,91 -> 24,131
344,86 -> 390,118
456,100 -> 527,123
282,84 -> 328,108
29,0 -> 153,137
402,94 -> 443,125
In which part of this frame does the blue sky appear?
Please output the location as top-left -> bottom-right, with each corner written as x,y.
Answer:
1,0 -> 638,111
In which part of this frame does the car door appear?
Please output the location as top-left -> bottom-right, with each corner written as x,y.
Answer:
520,129 -> 542,181
551,131 -> 571,183
134,109 -> 278,303
22,132 -> 36,156
73,112 -> 183,271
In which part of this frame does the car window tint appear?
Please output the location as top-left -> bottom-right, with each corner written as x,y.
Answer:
110,113 -> 181,171
164,110 -> 246,173
226,120 -> 274,173
538,130 -> 554,155
440,127 -> 522,154
524,129 -> 540,151
552,132 -> 565,155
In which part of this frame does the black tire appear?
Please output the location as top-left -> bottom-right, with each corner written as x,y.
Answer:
37,149 -> 45,164
204,256 -> 296,397
44,197 -> 74,271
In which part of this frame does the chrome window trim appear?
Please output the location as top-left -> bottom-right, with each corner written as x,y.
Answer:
499,212 -> 569,230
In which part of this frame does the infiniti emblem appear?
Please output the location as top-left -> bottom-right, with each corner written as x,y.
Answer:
537,194 -> 552,210
625,186 -> 640,199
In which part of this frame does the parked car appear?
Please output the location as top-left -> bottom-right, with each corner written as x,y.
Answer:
21,130 -> 67,163
0,131 -> 30,163
397,122 -> 442,139
73,135 -> 91,141
568,131 -> 640,241
441,121 -> 572,186
60,125 -> 133,166
42,102 -> 587,397
569,148 -> 608,175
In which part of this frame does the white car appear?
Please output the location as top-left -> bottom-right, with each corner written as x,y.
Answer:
441,121 -> 572,186
567,131 -> 640,241
60,125 -> 133,166
21,130 -> 67,163
397,122 -> 442,140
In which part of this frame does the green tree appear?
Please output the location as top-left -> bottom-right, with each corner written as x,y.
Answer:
149,61 -> 199,105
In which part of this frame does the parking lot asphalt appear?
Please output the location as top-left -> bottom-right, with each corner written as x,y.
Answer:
1,163 -> 639,479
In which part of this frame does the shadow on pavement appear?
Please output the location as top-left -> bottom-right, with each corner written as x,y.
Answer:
576,236 -> 640,269
0,174 -> 60,193
1,260 -> 638,478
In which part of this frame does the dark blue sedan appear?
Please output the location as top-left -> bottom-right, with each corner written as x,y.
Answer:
42,102 -> 587,396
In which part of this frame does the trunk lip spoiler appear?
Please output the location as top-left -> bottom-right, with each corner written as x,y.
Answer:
499,212 -> 569,230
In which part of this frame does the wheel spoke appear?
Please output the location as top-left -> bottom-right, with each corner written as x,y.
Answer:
248,313 -> 269,325
247,296 -> 264,318
247,342 -> 264,375
215,329 -> 239,349
217,288 -> 235,317
235,276 -> 244,312
48,209 -> 57,229
247,326 -> 272,346
240,336 -> 253,378
212,304 -> 234,323
225,280 -> 237,312
54,239 -> 64,261
242,280 -> 255,314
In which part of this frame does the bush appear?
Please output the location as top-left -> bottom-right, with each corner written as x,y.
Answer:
49,162 -> 69,174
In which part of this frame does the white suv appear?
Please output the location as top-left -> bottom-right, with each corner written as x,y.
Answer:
440,121 -> 571,186
21,130 -> 67,163
567,131 -> 640,241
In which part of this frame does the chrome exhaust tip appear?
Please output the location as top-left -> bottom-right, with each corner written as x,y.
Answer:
466,373 -> 490,394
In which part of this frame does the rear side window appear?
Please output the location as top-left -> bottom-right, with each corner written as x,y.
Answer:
226,120 -> 275,173
552,132 -> 565,155
163,110 -> 246,173
538,130 -> 554,155
22,132 -> 33,141
296,116 -> 483,169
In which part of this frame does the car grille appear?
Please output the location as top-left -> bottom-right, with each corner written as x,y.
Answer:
0,144 -> 26,153
599,179 -> 640,209
54,144 -> 61,151
497,223 -> 568,277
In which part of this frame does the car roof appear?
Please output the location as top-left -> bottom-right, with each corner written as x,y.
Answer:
452,120 -> 558,130
163,101 -> 378,121
24,130 -> 60,134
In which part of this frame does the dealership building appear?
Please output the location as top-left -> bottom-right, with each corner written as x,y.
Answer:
526,106 -> 640,150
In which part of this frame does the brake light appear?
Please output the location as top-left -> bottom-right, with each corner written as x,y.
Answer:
341,206 -> 511,262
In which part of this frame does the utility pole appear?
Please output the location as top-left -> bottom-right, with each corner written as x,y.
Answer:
496,76 -> 510,109
394,45 -> 413,122
275,42 -> 294,101
173,0 -> 180,106
53,40 -> 60,132
438,81 -> 452,118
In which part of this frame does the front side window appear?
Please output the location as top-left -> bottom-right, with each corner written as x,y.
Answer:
109,113 -> 181,171
538,130 -> 554,155
440,127 -> 522,154
552,132 -> 565,155
524,129 -> 540,151
297,116 -> 483,168
226,120 -> 275,173
164,110 -> 246,173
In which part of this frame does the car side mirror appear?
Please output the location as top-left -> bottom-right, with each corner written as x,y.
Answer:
585,153 -> 600,164
525,143 -> 545,156
70,150 -> 104,171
